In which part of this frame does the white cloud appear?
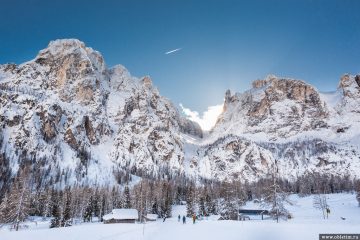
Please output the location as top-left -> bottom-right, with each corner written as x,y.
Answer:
180,103 -> 224,131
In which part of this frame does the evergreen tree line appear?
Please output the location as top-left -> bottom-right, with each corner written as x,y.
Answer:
0,165 -> 191,229
0,165 -> 359,230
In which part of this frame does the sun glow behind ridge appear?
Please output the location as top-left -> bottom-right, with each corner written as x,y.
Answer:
180,103 -> 224,131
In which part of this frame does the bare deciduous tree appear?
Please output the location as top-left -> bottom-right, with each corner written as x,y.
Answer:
313,193 -> 329,219
261,159 -> 292,223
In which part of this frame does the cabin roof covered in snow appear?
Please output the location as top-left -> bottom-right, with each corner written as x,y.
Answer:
103,209 -> 139,220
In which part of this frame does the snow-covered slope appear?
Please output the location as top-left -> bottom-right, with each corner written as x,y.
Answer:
1,193 -> 359,240
195,135 -> 275,182
1,39 -> 360,185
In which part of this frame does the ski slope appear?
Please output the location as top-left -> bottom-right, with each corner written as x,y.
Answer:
1,193 -> 359,240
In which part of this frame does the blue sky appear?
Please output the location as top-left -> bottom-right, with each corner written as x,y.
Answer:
1,0 -> 360,113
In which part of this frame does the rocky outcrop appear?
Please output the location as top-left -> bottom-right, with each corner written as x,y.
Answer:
34,39 -> 107,103
196,135 -> 360,182
355,75 -> 360,88
37,104 -> 62,142
196,135 -> 275,181
338,74 -> 360,114
213,75 -> 329,139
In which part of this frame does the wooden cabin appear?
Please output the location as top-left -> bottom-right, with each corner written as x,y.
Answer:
238,209 -> 270,220
103,209 -> 139,224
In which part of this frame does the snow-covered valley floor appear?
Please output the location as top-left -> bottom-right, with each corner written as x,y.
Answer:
1,193 -> 359,240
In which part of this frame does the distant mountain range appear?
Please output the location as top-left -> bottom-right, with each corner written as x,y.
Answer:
1,39 -> 359,188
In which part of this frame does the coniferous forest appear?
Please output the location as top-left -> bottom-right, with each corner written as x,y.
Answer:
1,161 -> 359,229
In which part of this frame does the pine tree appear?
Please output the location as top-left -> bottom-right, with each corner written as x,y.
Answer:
43,188 -> 53,218
198,196 -> 206,216
151,199 -> 158,215
50,202 -> 61,228
71,186 -> 83,220
61,188 -> 72,227
174,187 -> 182,205
83,195 -> 93,222
98,192 -> 106,221
29,190 -> 41,216
91,187 -> 101,219
205,193 -> 215,215
356,181 -> 360,207
160,182 -> 172,218
220,199 -> 238,220
219,183 -> 238,220
123,186 -> 131,209
137,181 -> 148,222
5,168 -> 32,230
186,185 -> 195,217
35,189 -> 48,218
111,186 -> 122,209
0,192 -> 10,223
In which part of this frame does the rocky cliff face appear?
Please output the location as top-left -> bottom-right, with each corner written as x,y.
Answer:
338,74 -> 360,115
194,135 -> 360,182
195,135 -> 275,182
213,75 -> 329,140
0,39 -> 202,187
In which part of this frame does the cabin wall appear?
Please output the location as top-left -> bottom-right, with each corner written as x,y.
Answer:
104,219 -> 136,224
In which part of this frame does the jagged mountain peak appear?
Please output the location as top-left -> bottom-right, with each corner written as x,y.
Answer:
339,73 -> 360,87
109,64 -> 130,76
251,74 -> 315,92
214,75 -> 328,139
141,76 -> 153,89
41,39 -> 87,53
338,74 -> 360,98
251,74 -> 278,88
35,38 -> 106,79
36,39 -> 101,62
225,75 -> 319,106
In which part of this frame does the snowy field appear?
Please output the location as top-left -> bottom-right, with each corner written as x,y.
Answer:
1,193 -> 359,240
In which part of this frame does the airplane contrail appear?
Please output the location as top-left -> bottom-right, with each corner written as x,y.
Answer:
165,48 -> 182,55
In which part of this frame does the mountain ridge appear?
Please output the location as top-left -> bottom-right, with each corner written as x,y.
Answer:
1,39 -> 360,188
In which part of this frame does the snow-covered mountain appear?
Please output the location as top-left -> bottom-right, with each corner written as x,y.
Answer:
194,74 -> 360,181
0,39 -> 202,187
1,39 -> 360,186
